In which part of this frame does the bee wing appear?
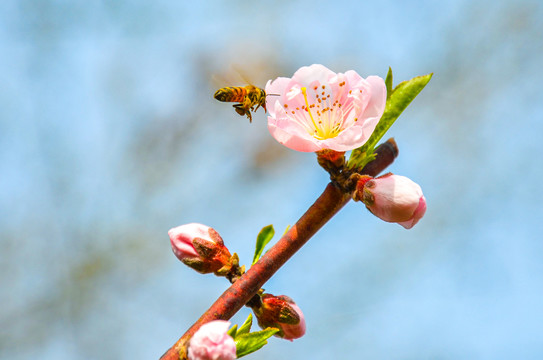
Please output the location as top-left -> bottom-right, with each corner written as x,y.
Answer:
210,73 -> 232,88
231,63 -> 254,86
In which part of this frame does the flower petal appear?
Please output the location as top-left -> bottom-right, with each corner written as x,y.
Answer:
291,64 -> 335,85
265,77 -> 290,116
362,75 -> 386,119
268,116 -> 321,152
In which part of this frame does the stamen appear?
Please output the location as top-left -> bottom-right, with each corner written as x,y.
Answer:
301,87 -> 320,132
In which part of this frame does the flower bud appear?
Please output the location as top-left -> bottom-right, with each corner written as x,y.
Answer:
253,294 -> 306,341
169,223 -> 233,274
188,320 -> 237,360
354,173 -> 426,229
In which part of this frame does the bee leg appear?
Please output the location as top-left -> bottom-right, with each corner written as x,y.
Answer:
239,101 -> 254,123
233,104 -> 252,123
233,104 -> 245,116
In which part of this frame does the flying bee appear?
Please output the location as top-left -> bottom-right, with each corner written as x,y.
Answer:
214,85 -> 267,123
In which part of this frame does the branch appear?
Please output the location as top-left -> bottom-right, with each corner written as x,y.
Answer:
160,139 -> 399,360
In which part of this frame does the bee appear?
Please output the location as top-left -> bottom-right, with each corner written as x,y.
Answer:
214,85 -> 267,123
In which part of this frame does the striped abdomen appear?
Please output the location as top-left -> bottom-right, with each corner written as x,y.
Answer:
214,86 -> 248,103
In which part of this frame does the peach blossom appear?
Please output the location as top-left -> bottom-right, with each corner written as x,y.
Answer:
265,64 -> 386,152
188,320 -> 236,360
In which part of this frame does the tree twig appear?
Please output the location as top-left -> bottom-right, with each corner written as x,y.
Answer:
160,139 -> 398,360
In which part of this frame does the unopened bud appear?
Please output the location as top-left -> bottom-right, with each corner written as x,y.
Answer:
253,293 -> 306,341
188,320 -> 236,360
353,173 -> 426,229
169,223 -> 233,274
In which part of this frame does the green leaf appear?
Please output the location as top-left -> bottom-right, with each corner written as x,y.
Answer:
282,225 -> 290,236
348,72 -> 433,171
385,67 -> 393,99
235,328 -> 280,358
237,314 -> 253,336
227,324 -> 238,338
252,225 -> 275,265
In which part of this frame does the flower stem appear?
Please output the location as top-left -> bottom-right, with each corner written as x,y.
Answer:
160,139 -> 398,360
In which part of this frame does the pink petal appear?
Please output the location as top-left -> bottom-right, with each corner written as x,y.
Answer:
344,70 -> 366,88
291,64 -> 335,85
398,195 -> 427,229
265,77 -> 290,116
319,126 -> 366,152
268,117 -> 321,152
362,76 -> 387,119
358,114 -> 381,142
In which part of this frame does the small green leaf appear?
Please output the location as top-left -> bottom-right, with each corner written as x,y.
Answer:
283,225 -> 290,236
227,324 -> 238,338
237,314 -> 253,336
348,72 -> 433,171
252,225 -> 275,265
385,67 -> 393,99
235,328 -> 280,358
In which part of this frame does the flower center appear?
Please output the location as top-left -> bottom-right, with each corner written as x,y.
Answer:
293,84 -> 355,141
301,85 -> 343,140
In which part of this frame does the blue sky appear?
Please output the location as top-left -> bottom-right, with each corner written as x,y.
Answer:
1,1 -> 543,359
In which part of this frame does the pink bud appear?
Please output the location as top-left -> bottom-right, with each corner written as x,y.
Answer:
356,173 -> 426,229
168,223 -> 232,274
188,320 -> 237,360
254,294 -> 306,341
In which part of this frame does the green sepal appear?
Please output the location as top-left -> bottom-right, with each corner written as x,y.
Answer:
385,67 -> 393,100
237,313 -> 253,336
348,70 -> 433,171
235,328 -> 280,358
278,305 -> 301,325
252,225 -> 275,265
227,324 -> 238,338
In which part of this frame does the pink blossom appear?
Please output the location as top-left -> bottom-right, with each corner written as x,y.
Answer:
188,320 -> 237,360
265,64 -> 386,152
254,294 -> 306,341
168,223 -> 232,274
355,173 -> 427,229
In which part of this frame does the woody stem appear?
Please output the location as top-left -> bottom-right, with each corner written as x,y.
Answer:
160,139 -> 399,360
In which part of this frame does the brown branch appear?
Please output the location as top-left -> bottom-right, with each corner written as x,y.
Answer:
160,139 -> 398,360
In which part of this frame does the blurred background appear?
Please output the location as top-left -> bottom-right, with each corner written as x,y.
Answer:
1,0 -> 542,359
